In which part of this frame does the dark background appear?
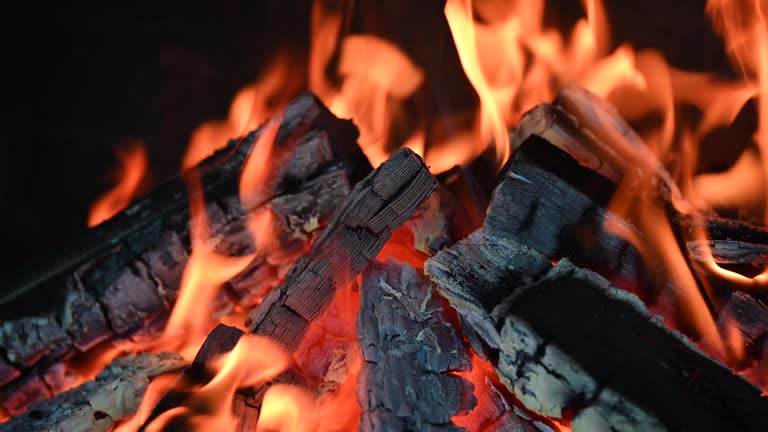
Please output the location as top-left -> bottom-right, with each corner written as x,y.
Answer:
0,0 -> 736,276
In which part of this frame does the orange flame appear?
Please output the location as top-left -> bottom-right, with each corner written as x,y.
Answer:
88,142 -> 147,227
158,172 -> 255,356
445,0 -> 511,167
183,54 -> 301,169
256,384 -> 317,432
145,334 -> 291,432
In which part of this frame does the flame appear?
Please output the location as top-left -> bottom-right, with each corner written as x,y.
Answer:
445,0 -> 511,167
326,35 -> 424,167
183,54 -> 301,169
88,142 -> 147,227
707,0 -> 768,223
145,334 -> 290,432
257,385 -> 317,432
158,172 -> 256,356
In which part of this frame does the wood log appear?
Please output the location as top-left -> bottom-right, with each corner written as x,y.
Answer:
496,260 -> 768,432
0,92 -> 371,416
245,147 -> 438,352
142,148 -> 437,427
357,260 -> 475,431
429,247 -> 768,431
0,353 -> 186,432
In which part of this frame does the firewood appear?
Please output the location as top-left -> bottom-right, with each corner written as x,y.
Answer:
0,353 -> 186,432
429,248 -> 768,431
142,149 -> 437,427
357,260 -> 475,431
496,260 -> 768,431
245,148 -> 438,352
0,92 -> 371,415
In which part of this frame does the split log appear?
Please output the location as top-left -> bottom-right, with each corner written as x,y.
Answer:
0,92 -> 371,415
428,247 -> 768,431
357,260 -> 475,431
496,260 -> 768,432
0,353 -> 186,432
245,147 -> 438,352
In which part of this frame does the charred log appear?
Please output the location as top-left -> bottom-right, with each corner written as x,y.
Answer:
0,92 -> 371,416
143,148 -> 437,427
496,261 -> 768,432
357,260 -> 475,431
245,148 -> 438,352
0,353 -> 186,432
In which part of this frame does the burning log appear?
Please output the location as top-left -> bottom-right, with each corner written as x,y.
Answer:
426,93 -> 768,429
0,353 -> 186,432
141,148 -> 438,426
428,242 -> 768,430
0,92 -> 371,416
356,260 -> 476,431
245,147 -> 438,352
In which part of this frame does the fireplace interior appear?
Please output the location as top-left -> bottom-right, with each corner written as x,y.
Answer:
1,1 -> 768,431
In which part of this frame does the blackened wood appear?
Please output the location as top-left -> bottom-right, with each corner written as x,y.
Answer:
0,353 -> 186,432
0,92 -> 370,416
425,229 -> 551,358
357,260 -> 475,432
717,292 -> 768,348
496,260 -> 768,432
499,132 -> 644,282
138,324 -> 245,430
245,148 -> 438,352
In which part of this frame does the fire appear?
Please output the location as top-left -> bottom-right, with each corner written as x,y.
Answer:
87,142 -> 148,227
157,172 -> 256,356
257,385 -> 316,432
183,53 -> 302,169
66,0 -> 768,429
445,0 -> 511,167
143,334 -> 291,432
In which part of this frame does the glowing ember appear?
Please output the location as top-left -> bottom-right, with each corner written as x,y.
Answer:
87,141 -> 148,227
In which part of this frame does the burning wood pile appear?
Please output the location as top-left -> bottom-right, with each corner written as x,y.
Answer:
2,0 -> 768,431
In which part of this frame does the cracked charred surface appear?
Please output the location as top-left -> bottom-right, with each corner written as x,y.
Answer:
0,92 -> 371,416
497,260 -> 768,431
0,353 -> 186,432
357,260 -> 475,431
245,148 -> 438,353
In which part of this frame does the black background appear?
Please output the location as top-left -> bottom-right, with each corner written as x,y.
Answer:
0,0 -> 739,277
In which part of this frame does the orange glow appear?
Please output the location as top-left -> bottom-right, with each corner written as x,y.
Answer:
144,335 -> 290,432
454,354 -> 570,431
88,142 -> 147,227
